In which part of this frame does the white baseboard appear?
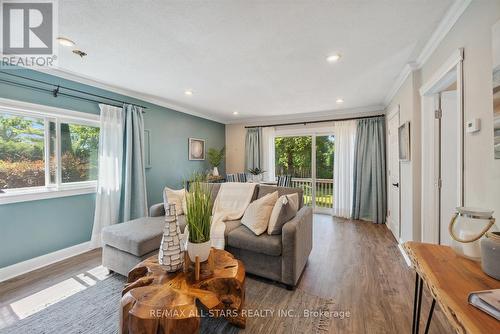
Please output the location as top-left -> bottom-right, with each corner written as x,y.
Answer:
0,241 -> 93,282
397,242 -> 412,267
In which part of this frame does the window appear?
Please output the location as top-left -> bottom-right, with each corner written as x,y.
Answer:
0,113 -> 45,189
0,100 -> 100,203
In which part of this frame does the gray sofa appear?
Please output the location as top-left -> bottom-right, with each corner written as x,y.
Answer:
102,184 -> 313,288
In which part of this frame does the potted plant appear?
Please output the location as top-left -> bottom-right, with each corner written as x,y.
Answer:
185,174 -> 213,262
207,147 -> 225,177
248,167 -> 265,182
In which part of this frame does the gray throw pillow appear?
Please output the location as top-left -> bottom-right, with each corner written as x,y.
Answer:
267,193 -> 299,235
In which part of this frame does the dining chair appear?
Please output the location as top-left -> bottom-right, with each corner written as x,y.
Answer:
237,173 -> 247,182
277,175 -> 292,187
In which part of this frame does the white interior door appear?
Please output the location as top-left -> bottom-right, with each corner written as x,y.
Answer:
439,90 -> 459,246
387,110 -> 400,241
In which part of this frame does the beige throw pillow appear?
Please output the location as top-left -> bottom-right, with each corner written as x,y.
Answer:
163,187 -> 186,215
267,193 -> 299,235
241,191 -> 279,235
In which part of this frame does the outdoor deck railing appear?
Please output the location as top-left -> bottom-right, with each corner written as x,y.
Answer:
290,178 -> 333,208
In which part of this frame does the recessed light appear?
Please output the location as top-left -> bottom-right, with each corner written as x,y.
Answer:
232,111 -> 239,115
184,90 -> 193,96
336,98 -> 344,104
57,37 -> 75,47
326,53 -> 342,63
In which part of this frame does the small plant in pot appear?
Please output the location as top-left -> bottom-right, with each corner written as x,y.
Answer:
185,174 -> 213,262
207,147 -> 225,177
248,167 -> 265,182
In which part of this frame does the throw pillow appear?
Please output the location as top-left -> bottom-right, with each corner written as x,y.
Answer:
267,193 -> 299,235
241,191 -> 279,235
163,187 -> 186,215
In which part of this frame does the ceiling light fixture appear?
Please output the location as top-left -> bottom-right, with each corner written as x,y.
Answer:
232,111 -> 239,115
326,53 -> 342,63
184,90 -> 193,96
336,98 -> 344,104
57,37 -> 76,47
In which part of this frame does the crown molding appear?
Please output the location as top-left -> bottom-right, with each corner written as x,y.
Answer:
228,105 -> 385,126
26,67 -> 227,124
384,62 -> 418,106
383,0 -> 472,106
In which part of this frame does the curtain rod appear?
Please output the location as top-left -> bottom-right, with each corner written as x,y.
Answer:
0,70 -> 147,111
244,114 -> 385,128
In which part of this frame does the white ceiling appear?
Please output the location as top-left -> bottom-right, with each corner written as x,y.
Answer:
56,0 -> 454,123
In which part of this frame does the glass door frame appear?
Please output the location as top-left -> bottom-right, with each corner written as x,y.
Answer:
274,126 -> 335,214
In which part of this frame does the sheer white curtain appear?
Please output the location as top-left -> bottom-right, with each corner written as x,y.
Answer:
333,120 -> 357,218
261,127 -> 276,181
91,104 -> 125,248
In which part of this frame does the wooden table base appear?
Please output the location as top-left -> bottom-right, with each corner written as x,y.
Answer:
121,249 -> 246,334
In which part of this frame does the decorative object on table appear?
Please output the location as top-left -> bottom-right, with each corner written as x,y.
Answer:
188,138 -> 205,160
248,167 -> 265,182
158,203 -> 184,272
185,175 -> 213,262
481,232 -> 500,280
398,121 -> 411,161
122,249 -> 246,334
207,146 -> 225,176
468,289 -> 500,320
492,20 -> 500,159
448,207 -> 496,261
226,173 -> 237,182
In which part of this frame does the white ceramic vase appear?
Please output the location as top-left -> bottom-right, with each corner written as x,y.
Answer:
213,166 -> 219,176
187,240 -> 211,262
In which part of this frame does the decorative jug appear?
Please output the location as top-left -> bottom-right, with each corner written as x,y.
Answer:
158,203 -> 184,272
449,207 -> 496,261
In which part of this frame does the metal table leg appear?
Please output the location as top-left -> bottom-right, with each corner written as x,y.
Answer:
424,299 -> 436,334
412,272 -> 420,334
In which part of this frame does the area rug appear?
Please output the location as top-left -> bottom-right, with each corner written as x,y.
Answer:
2,275 -> 335,334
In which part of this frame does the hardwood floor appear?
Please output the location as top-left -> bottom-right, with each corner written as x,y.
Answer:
298,214 -> 452,333
0,215 -> 453,333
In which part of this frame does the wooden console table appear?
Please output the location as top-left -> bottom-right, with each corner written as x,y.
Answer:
403,242 -> 500,334
120,249 -> 246,334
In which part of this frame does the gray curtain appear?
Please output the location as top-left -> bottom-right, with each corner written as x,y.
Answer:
120,104 -> 148,222
245,128 -> 262,170
351,117 -> 387,223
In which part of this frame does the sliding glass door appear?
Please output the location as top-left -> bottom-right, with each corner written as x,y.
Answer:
315,135 -> 334,212
274,133 -> 335,213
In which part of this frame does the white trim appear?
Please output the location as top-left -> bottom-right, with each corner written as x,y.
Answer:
416,0 -> 472,67
419,49 -> 464,96
398,243 -> 412,267
0,184 -> 97,205
384,63 -> 417,106
0,97 -> 99,125
0,241 -> 93,282
419,49 -> 464,243
33,67 -> 226,124
384,0 -> 471,106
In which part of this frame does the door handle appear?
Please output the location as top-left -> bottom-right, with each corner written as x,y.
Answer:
392,182 -> 399,188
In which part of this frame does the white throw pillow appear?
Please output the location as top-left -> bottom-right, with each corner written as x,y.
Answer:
163,187 -> 186,215
267,193 -> 299,235
241,191 -> 279,235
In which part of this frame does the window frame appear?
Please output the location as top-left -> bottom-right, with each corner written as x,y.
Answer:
0,98 -> 100,205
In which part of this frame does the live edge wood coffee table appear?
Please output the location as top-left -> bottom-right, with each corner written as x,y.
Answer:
121,248 -> 246,334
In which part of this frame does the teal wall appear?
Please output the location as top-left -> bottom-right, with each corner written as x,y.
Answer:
0,67 -> 225,268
